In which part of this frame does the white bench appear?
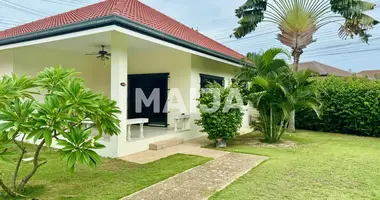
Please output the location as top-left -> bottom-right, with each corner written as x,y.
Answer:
82,118 -> 149,141
174,114 -> 190,132
126,118 -> 149,141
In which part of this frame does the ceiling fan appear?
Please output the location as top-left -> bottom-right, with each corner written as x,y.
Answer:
86,45 -> 111,61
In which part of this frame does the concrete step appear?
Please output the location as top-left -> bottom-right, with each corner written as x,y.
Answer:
149,138 -> 184,150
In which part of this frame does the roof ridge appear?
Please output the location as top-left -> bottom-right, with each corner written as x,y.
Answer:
111,0 -> 129,15
313,61 -> 327,74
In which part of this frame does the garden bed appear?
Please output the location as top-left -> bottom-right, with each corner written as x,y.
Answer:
227,132 -> 297,148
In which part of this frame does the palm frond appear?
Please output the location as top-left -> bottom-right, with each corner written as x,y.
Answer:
331,0 -> 379,43
261,47 -> 291,66
235,0 -> 379,49
233,0 -> 268,38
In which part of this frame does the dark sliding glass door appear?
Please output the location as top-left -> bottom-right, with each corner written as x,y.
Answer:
128,73 -> 169,127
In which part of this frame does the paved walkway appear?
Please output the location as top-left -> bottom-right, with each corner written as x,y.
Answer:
121,137 -> 230,164
121,152 -> 268,200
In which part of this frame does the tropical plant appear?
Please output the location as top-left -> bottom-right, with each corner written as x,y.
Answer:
236,48 -> 293,102
0,74 -> 36,107
246,48 -> 321,143
237,48 -> 294,79
233,0 -> 378,132
0,67 -> 120,197
195,82 -> 244,147
285,69 -> 322,120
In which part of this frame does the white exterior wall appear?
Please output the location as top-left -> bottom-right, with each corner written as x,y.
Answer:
190,54 -> 252,135
0,50 -> 14,76
12,46 -> 110,96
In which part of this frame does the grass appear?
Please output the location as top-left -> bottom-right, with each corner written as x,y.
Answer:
210,130 -> 380,200
0,145 -> 211,200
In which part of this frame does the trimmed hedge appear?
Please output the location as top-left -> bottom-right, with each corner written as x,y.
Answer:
296,76 -> 380,137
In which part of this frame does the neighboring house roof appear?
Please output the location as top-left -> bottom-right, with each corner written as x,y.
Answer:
298,61 -> 352,77
357,70 -> 380,80
0,0 -> 244,64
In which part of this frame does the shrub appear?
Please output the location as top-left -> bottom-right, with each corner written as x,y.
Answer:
296,76 -> 380,137
195,83 -> 243,147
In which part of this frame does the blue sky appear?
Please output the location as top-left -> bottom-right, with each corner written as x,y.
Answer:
0,0 -> 379,72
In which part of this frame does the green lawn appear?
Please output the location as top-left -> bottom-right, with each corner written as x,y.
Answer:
211,131 -> 380,200
0,146 -> 211,200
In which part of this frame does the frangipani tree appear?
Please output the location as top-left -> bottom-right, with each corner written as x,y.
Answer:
233,0 -> 378,132
0,67 -> 120,197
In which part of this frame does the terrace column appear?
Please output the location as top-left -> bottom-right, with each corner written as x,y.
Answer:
110,31 -> 128,157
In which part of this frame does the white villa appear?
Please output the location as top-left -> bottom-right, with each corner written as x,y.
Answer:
0,0 -> 254,158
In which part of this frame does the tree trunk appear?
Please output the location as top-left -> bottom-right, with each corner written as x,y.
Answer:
0,178 -> 24,197
12,136 -> 25,191
288,110 -> 296,133
17,140 -> 46,192
288,48 -> 303,133
292,48 -> 302,72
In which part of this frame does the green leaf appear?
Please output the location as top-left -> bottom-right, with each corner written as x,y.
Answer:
67,153 -> 77,172
44,130 -> 53,147
87,150 -> 101,166
0,122 -> 13,133
7,128 -> 18,139
82,153 -> 91,165
92,142 -> 105,149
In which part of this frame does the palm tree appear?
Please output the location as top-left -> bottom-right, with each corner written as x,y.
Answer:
233,0 -> 378,132
235,48 -> 292,104
286,69 -> 322,120
247,48 -> 321,143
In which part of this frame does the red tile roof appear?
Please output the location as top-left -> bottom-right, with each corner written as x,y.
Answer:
298,61 -> 352,77
0,0 -> 244,61
357,70 -> 380,80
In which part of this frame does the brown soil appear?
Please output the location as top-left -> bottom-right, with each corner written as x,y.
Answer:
244,140 -> 297,148
230,133 -> 297,148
